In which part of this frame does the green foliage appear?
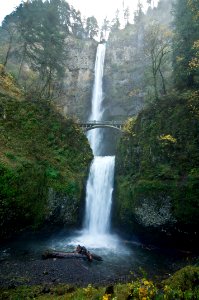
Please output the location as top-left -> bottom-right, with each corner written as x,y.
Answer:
115,91 -> 199,228
143,22 -> 172,99
105,1 -> 174,114
0,0 -> 91,99
85,16 -> 99,39
173,0 -> 199,89
163,266 -> 199,291
0,84 -> 92,238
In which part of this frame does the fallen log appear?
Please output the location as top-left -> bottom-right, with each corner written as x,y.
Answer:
42,250 -> 88,260
75,245 -> 103,262
89,253 -> 103,261
42,249 -> 103,262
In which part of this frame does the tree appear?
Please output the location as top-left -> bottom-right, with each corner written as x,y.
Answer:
85,16 -> 98,39
1,13 -> 18,68
134,0 -> 144,25
189,40 -> 199,72
70,7 -> 85,39
124,7 -> 130,26
100,17 -> 110,41
10,0 -> 69,98
187,0 -> 199,74
147,0 -> 155,9
187,0 -> 199,20
173,0 -> 199,89
143,22 -> 172,98
110,9 -> 120,32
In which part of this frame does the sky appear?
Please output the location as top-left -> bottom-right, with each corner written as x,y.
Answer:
0,0 -> 159,26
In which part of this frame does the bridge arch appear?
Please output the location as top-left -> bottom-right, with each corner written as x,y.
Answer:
78,121 -> 125,133
85,125 -> 123,132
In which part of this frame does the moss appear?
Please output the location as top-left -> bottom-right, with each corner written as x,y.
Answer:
163,265 -> 199,291
0,75 -> 93,239
115,91 -> 199,231
0,64 -> 22,99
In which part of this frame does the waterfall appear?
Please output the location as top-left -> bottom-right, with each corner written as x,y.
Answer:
87,44 -> 106,155
84,156 -> 115,235
83,43 -> 115,242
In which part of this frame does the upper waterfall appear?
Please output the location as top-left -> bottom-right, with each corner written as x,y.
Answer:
87,43 -> 106,155
89,43 -> 106,122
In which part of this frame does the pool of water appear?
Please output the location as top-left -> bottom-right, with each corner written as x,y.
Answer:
0,227 -> 191,281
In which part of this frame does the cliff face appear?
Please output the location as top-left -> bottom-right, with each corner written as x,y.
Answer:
103,26 -> 144,120
114,92 -> 199,245
59,30 -> 145,121
59,36 -> 97,120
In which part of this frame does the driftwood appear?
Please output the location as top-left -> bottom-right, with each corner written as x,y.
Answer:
42,245 -> 103,262
42,250 -> 87,260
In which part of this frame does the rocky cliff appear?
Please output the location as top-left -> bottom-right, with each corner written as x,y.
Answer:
58,36 -> 97,120
114,92 -> 199,246
59,29 -> 145,121
103,26 -> 145,120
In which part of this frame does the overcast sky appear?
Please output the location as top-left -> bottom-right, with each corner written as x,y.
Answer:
0,0 -> 159,26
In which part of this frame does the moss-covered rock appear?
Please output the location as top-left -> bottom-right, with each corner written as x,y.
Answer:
115,91 -> 199,242
0,82 -> 93,239
163,265 -> 199,292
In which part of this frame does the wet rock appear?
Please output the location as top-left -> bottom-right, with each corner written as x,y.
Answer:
42,286 -> 50,293
135,196 -> 176,227
43,270 -> 48,275
105,285 -> 114,295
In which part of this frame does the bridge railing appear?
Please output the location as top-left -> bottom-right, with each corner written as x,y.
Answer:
78,120 -> 125,126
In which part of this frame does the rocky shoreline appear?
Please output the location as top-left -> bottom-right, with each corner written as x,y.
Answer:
0,257 -> 134,288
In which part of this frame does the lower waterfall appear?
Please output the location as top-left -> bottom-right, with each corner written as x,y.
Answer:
84,156 -> 115,236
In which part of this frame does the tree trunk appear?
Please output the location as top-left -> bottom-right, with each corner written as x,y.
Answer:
153,72 -> 158,100
4,34 -> 13,68
159,68 -> 167,95
18,43 -> 27,80
42,249 -> 103,262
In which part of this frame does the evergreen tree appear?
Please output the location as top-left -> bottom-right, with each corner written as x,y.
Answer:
101,17 -> 110,41
1,0 -> 72,98
173,0 -> 199,89
111,9 -> 120,32
70,7 -> 85,39
124,7 -> 130,26
85,16 -> 99,39
134,0 -> 144,25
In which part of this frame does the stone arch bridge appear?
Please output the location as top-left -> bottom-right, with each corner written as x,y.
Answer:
78,120 -> 125,132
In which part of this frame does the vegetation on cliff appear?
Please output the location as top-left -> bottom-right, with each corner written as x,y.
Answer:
104,0 -> 174,120
115,91 -> 199,231
0,0 -> 100,103
0,66 -> 92,239
115,0 -> 199,238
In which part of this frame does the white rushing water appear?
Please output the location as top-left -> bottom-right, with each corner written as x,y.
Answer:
82,43 -> 116,247
84,156 -> 115,235
87,43 -> 106,155
65,43 -> 118,249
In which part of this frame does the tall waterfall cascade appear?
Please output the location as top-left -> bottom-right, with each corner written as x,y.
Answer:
87,44 -> 106,155
83,43 -> 116,247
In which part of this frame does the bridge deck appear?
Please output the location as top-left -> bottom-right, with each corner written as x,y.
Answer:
78,120 -> 124,125
78,120 -> 125,132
